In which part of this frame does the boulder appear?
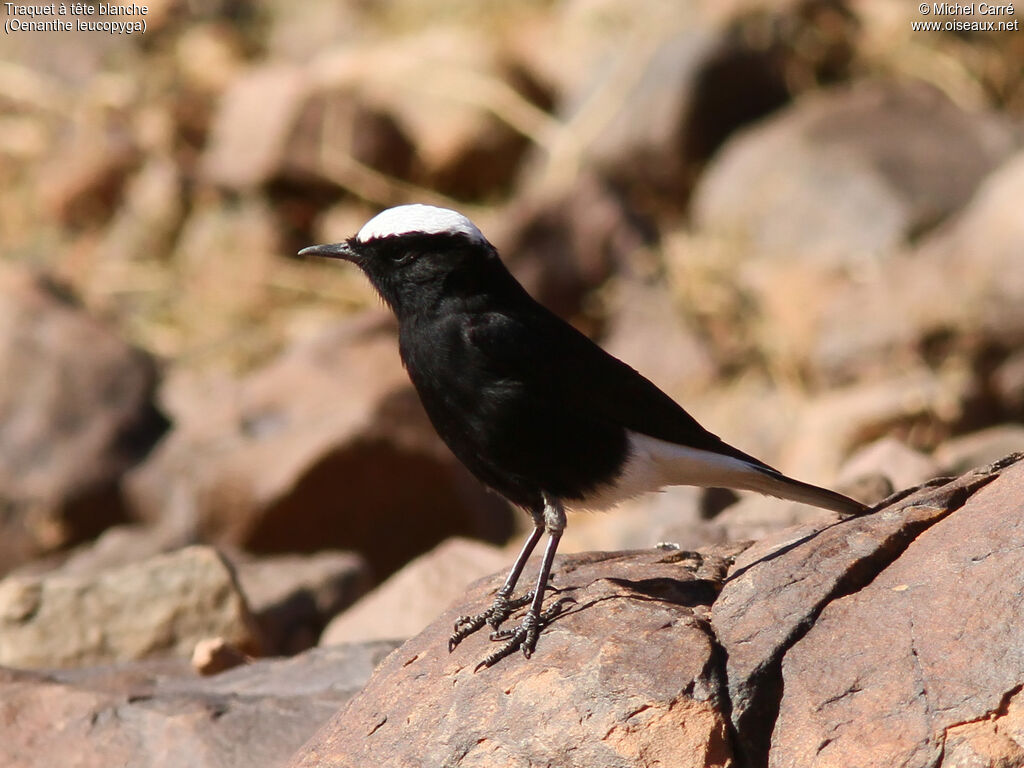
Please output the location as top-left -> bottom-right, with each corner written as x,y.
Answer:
0,641 -> 399,768
935,425 -> 1024,475
692,81 -> 1015,263
0,265 -> 167,573
0,546 -> 258,669
288,454 -> 1023,768
319,537 -> 509,646
234,550 -> 371,655
770,455 -> 1024,767
292,547 -> 739,768
836,436 -> 940,493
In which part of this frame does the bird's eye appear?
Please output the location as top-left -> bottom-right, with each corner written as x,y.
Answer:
391,251 -> 415,264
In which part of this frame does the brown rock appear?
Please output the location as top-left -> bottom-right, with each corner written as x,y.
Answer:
200,64 -> 310,190
191,636 -> 250,676
940,690 -> 1024,768
577,19 -> 789,207
783,367 -> 978,485
935,424 -> 1024,476
912,149 -> 1024,349
302,28 -> 539,200
806,149 -> 1024,384
291,548 -> 738,768
712,455 -> 1018,766
0,265 -> 167,573
126,313 -> 513,577
494,172 -> 653,321
770,457 -> 1024,767
994,348 -> 1024,417
836,436 -> 940,493
319,538 -> 509,646
36,119 -> 140,228
692,81 -> 1014,263
601,277 -> 718,398
0,641 -> 399,768
233,550 -> 371,655
0,546 -> 258,669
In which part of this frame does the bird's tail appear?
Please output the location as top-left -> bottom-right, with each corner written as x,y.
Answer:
740,465 -> 867,517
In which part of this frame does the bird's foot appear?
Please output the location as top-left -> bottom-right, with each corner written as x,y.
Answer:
448,591 -> 534,652
474,598 -> 572,670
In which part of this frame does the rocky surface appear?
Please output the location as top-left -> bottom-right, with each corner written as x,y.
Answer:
691,81 -> 1015,264
289,454 -> 1023,768
0,546 -> 259,669
0,641 -> 400,768
319,537 -> 509,646
770,458 -> 1024,767
293,546 -> 740,768
1,2 -> 1023,766
0,265 -> 167,573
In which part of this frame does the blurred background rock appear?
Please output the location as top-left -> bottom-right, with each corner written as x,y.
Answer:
1,0 -> 1022,691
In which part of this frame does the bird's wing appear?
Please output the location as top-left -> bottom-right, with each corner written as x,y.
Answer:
465,306 -> 779,472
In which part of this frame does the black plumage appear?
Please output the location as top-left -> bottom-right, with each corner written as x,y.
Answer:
300,204 -> 867,667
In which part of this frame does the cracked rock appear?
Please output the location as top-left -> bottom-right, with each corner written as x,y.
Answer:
289,454 -> 1023,768
289,547 -> 740,768
770,457 -> 1024,767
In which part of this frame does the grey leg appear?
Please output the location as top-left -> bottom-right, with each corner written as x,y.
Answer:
476,494 -> 568,669
448,507 -> 545,652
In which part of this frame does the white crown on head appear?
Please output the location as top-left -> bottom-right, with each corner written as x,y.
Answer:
356,204 -> 487,245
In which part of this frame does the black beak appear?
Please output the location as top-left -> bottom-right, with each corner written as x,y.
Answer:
298,242 -> 358,261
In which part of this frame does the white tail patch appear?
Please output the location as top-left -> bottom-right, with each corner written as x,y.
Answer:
572,432 -> 767,511
573,431 -> 859,515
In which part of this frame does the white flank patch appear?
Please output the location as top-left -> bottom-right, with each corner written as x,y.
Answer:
572,431 -> 770,512
356,204 -> 487,245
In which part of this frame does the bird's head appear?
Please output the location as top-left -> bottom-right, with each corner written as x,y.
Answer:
300,204 -> 506,317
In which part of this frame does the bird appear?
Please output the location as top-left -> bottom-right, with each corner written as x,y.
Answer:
299,204 -> 868,668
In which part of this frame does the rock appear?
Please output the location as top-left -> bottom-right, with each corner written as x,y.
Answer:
126,313 -> 513,578
319,538 -> 509,646
0,546 -> 259,669
782,367 -> 978,485
836,436 -> 940,493
994,348 -> 1024,417
36,117 -> 140,228
200,64 -> 310,190
494,172 -> 654,321
711,455 -> 1019,766
200,60 -> 416,194
191,636 -> 250,676
940,692 -> 1024,768
0,265 -> 167,573
233,550 -> 371,655
770,456 -> 1024,767
292,547 -> 739,768
911,149 -> 1024,349
10,522 -> 190,580
730,151 -> 1024,389
934,424 -> 1024,477
303,27 -> 540,200
0,641 -> 399,768
573,14 -> 789,207
601,277 -> 718,399
692,81 -> 1014,263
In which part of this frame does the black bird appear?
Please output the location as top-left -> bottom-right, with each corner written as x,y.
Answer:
300,204 -> 867,667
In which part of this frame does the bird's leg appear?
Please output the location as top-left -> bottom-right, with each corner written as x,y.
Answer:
448,510 -> 545,652
477,494 -> 567,669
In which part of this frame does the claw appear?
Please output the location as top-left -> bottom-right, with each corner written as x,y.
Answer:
448,590 -> 534,652
473,597 -> 574,670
